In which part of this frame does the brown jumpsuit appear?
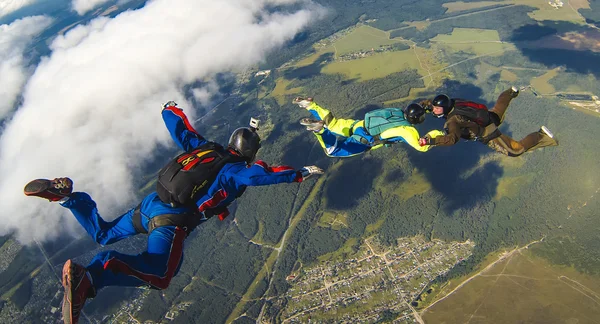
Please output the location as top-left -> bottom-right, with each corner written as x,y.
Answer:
429,89 -> 558,157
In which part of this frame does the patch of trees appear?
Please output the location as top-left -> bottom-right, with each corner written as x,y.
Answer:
549,72 -> 600,94
9,278 -> 32,310
579,0 -> 600,27
245,300 -> 265,320
285,70 -> 424,114
390,5 -> 538,42
169,283 -> 238,324
136,290 -> 170,322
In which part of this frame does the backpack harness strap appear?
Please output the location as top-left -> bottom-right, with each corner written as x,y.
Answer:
131,205 -> 202,236
132,205 -> 147,234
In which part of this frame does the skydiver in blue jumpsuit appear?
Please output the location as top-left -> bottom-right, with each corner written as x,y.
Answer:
24,102 -> 324,324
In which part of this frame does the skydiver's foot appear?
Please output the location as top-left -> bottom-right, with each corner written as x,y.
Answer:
163,101 -> 178,109
540,126 -> 559,145
62,259 -> 95,324
509,86 -> 520,98
293,97 -> 314,109
24,178 -> 72,202
540,126 -> 554,139
300,118 -> 325,132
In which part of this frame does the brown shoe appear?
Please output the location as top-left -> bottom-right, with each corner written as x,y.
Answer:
24,178 -> 73,202
292,97 -> 314,108
62,259 -> 95,324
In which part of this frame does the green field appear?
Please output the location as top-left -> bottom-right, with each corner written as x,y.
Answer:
530,68 -> 560,94
430,28 -> 511,55
519,0 -> 589,23
317,211 -> 348,230
332,25 -> 403,56
442,1 -> 506,13
294,46 -> 335,67
444,0 -> 589,24
500,69 -> 519,82
270,77 -> 303,104
422,248 -> 600,323
494,173 -> 535,200
393,170 -> 432,201
322,50 -> 422,82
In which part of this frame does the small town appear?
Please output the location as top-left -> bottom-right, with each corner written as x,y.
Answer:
278,236 -> 475,323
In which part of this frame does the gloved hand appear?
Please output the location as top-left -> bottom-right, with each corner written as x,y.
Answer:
299,165 -> 324,180
419,99 -> 433,112
204,206 -> 230,221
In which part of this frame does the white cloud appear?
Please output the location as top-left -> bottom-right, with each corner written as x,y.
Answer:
0,0 -> 37,18
0,15 -> 52,120
0,0 -> 325,244
71,0 -> 111,15
192,80 -> 220,106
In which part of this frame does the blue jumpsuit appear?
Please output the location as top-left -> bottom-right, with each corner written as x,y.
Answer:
61,106 -> 302,291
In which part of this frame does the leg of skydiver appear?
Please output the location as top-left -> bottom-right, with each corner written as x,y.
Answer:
60,225 -> 185,324
88,225 -> 186,290
61,191 -> 190,289
489,87 -> 519,125
294,97 -> 360,137
486,87 -> 557,156
312,128 -> 372,157
60,194 -> 189,324
487,126 -> 557,157
61,191 -> 139,245
24,178 -> 139,245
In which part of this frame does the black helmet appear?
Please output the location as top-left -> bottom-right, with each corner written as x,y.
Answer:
432,94 -> 452,117
228,127 -> 261,162
404,103 -> 426,125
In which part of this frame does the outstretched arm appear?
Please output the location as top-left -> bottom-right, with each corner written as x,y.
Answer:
231,161 -> 303,186
379,126 -> 441,152
162,104 -> 207,151
429,119 -> 461,146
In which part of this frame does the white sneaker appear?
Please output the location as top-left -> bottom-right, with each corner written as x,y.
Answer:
293,97 -> 314,109
540,126 -> 554,139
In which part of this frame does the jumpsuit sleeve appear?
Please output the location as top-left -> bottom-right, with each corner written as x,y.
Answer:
231,160 -> 303,186
379,126 -> 436,152
430,117 -> 461,146
161,106 -> 208,151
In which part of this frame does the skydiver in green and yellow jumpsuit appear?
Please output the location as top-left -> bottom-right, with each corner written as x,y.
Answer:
293,97 -> 444,157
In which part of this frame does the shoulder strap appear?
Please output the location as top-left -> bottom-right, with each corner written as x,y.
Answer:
131,205 -> 148,234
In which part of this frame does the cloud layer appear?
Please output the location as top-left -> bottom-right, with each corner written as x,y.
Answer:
0,15 -> 52,119
72,0 -> 111,15
0,0 -> 37,18
0,0 -> 325,243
